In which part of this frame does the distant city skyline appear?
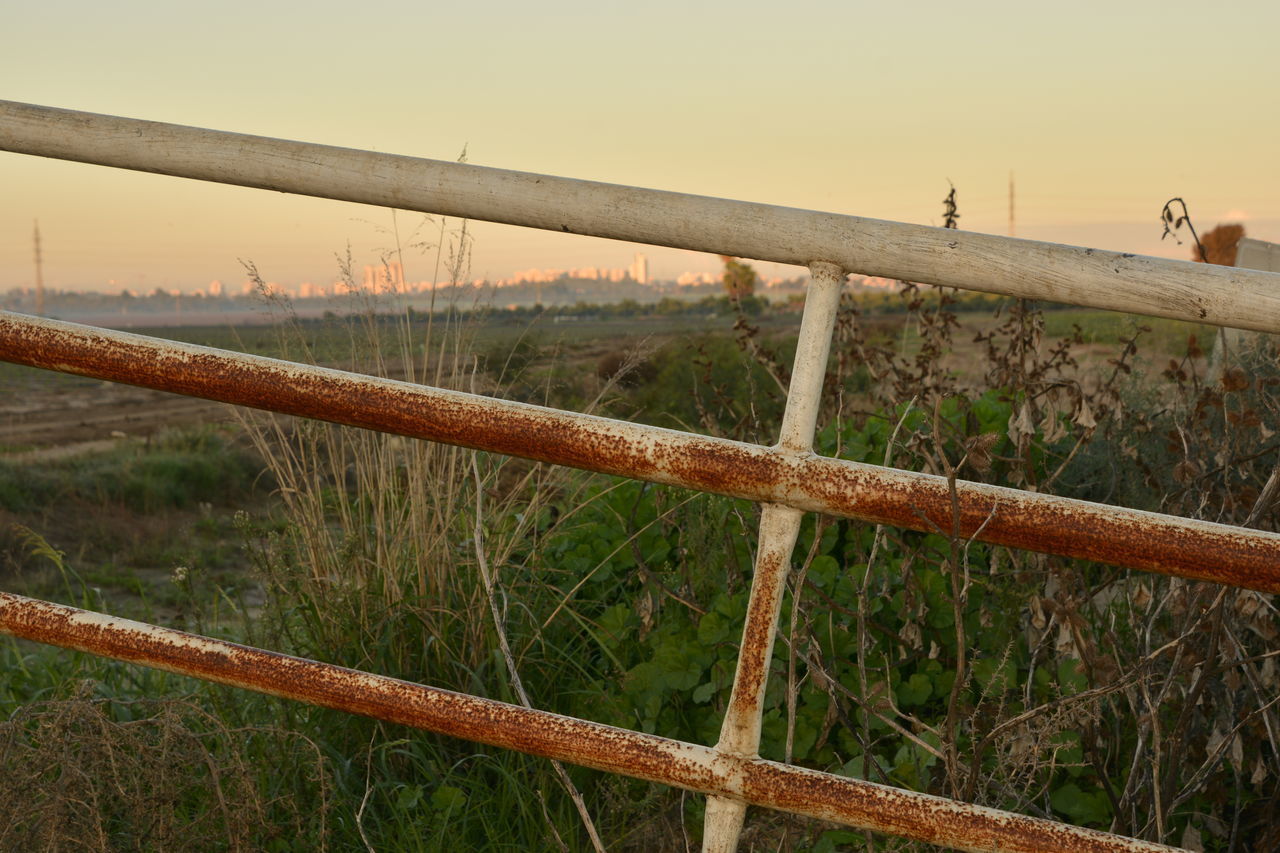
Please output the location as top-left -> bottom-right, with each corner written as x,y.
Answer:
4,251 -> 780,301
8,212 -> 1276,298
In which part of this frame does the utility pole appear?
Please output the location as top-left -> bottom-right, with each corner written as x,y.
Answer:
33,220 -> 45,315
1008,172 -> 1016,237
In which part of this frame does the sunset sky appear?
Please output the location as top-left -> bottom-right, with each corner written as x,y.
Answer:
2,0 -> 1277,293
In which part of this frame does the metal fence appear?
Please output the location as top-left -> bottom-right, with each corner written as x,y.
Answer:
2,102 -> 1279,852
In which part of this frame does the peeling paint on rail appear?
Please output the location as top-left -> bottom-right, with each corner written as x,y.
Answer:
0,591 -> 1184,853
704,262 -> 847,851
2,309 -> 1278,593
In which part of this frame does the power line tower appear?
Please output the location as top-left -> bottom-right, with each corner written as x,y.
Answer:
33,220 -> 45,316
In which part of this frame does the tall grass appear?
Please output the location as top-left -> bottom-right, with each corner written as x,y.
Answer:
242,219 -> 531,672
236,214 -> 622,849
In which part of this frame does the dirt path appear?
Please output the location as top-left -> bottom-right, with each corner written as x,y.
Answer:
1,381 -> 244,453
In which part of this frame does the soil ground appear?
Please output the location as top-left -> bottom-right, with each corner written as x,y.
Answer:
1,377 -> 244,458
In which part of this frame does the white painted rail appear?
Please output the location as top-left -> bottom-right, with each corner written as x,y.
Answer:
3,100 -> 1280,333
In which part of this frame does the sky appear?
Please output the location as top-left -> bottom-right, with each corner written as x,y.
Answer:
2,0 -> 1278,293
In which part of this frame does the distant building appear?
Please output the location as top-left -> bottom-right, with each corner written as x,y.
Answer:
676,271 -> 718,286
630,253 -> 649,284
363,262 -> 406,292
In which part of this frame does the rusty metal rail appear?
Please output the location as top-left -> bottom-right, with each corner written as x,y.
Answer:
2,310 -> 1277,595
0,102 -> 1255,852
0,592 -> 1176,853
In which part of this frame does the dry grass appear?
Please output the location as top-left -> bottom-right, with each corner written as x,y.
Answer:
0,690 -> 329,852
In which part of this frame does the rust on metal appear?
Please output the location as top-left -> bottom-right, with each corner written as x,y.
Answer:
704,506 -> 801,851
717,509 -> 802,748
1,309 -> 1278,594
0,591 -> 1181,853
717,264 -> 845,757
705,263 -> 848,850
711,502 -> 798,845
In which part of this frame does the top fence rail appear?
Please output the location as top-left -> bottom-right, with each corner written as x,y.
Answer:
3,100 -> 1280,334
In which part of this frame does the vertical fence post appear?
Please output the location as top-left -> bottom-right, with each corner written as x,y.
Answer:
702,261 -> 846,852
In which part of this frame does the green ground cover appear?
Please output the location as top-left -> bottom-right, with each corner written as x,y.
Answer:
1,287 -> 1276,851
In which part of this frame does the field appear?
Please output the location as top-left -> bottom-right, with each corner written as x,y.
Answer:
1,290 -> 1276,851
